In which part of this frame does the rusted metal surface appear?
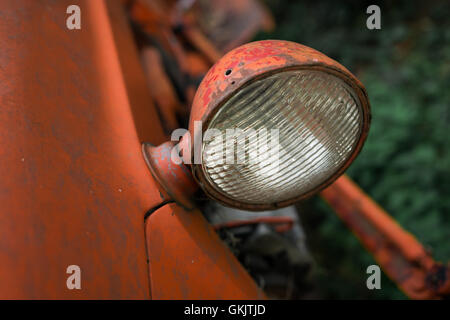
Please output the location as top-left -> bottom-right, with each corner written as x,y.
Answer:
141,47 -> 183,134
321,175 -> 450,299
188,40 -> 371,211
0,0 -> 168,298
127,0 -> 208,110
128,0 -> 274,111
129,0 -> 190,74
142,142 -> 198,210
145,202 -> 266,299
107,0 -> 168,145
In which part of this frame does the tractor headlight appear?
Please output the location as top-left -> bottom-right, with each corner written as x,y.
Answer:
189,40 -> 370,210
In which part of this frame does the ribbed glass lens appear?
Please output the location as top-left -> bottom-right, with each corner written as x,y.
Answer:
201,70 -> 363,205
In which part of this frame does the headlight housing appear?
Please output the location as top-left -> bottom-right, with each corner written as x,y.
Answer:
188,40 -> 370,211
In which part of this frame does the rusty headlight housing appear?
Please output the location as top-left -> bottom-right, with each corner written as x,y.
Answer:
188,40 -> 370,211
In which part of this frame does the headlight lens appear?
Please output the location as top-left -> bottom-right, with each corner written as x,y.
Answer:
201,69 -> 363,205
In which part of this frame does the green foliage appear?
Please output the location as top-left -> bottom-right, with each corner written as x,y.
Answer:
256,0 -> 450,299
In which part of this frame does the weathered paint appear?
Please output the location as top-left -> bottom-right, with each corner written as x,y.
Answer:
141,47 -> 182,134
189,40 -> 371,210
0,0 -> 167,299
145,202 -> 266,299
142,142 -> 198,210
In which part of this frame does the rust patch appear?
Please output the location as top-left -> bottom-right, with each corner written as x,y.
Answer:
145,202 -> 265,299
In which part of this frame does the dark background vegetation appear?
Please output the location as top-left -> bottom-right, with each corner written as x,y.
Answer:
255,0 -> 450,299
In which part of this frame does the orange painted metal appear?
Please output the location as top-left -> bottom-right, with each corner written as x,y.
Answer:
0,0 -> 265,299
188,40 -> 371,211
141,47 -> 183,133
213,217 -> 295,234
142,142 -> 198,210
185,51 -> 211,79
107,0 -> 168,145
129,0 -> 190,74
0,0 -> 169,298
321,175 -> 450,299
145,203 -> 266,299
